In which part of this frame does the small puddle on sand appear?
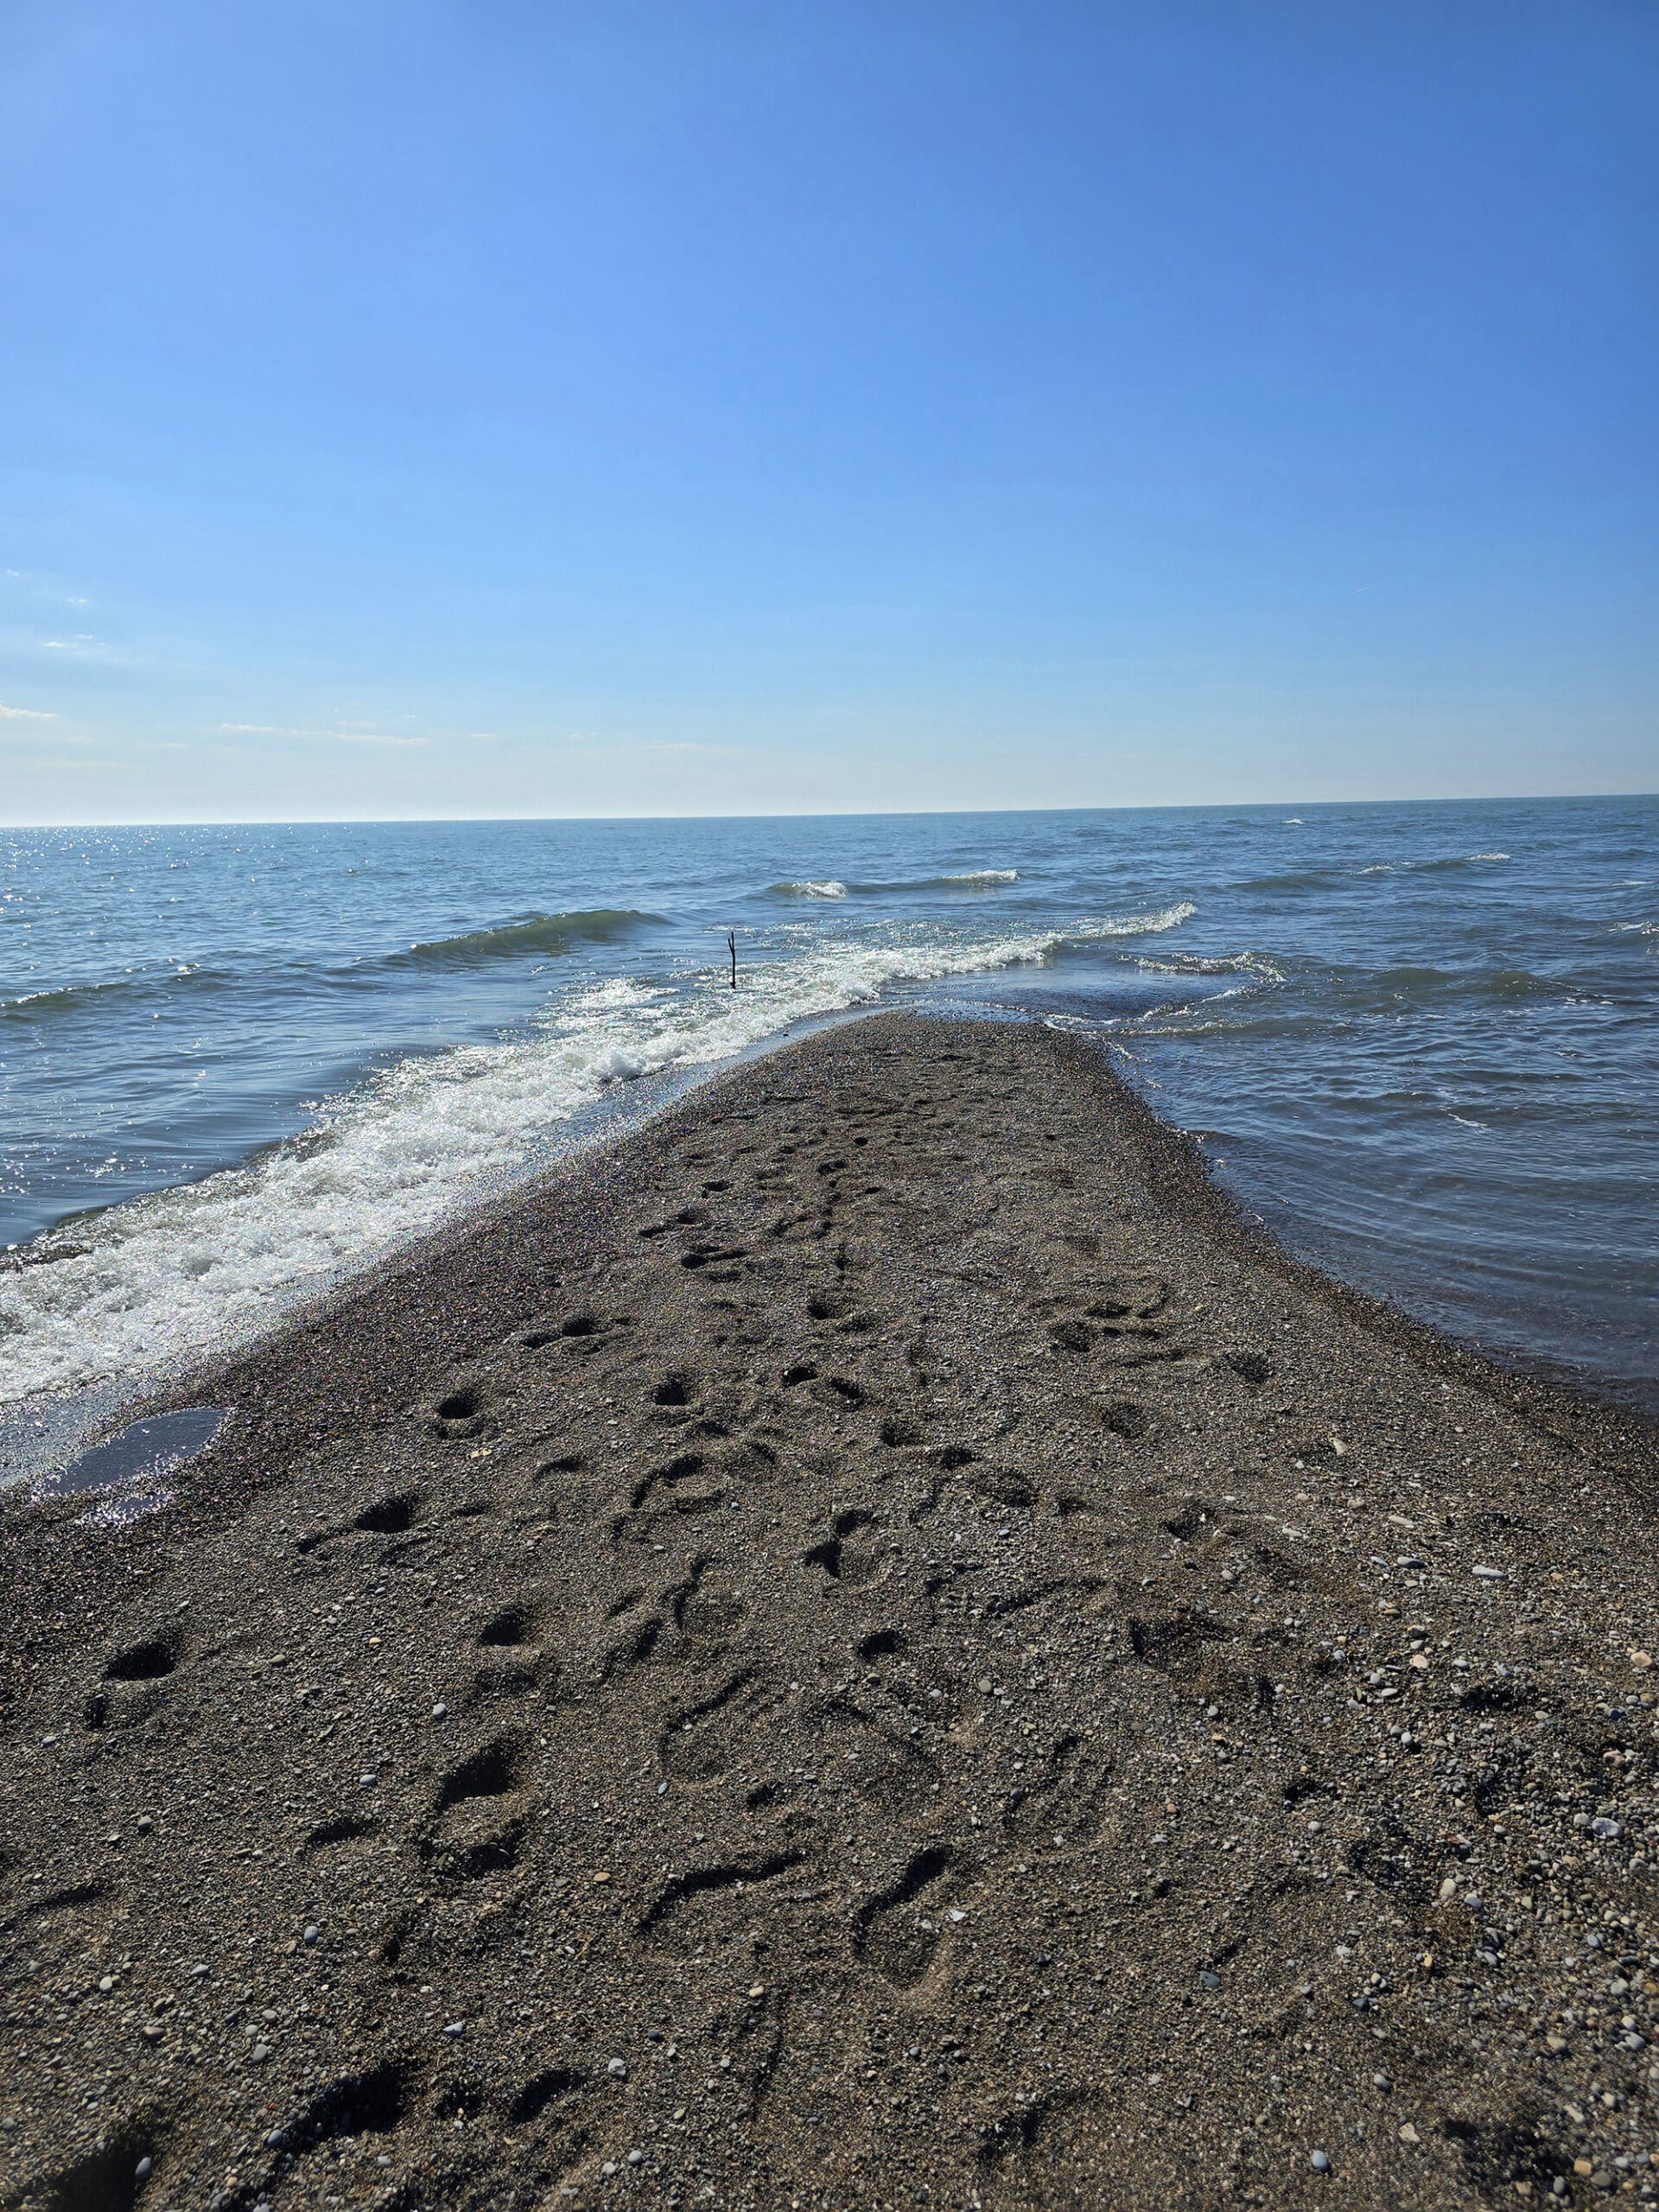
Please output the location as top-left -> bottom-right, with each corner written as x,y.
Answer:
34,1406 -> 230,1526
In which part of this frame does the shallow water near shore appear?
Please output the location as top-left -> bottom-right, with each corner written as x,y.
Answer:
2,795 -> 1655,1442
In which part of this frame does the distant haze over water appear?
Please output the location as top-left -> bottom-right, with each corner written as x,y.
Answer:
2,798 -> 1655,1439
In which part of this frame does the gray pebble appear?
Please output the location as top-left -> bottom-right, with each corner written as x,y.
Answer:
1310,2150 -> 1331,2172
443,2019 -> 466,2036
431,1702 -> 448,1719
608,2056 -> 628,2078
135,2158 -> 152,2181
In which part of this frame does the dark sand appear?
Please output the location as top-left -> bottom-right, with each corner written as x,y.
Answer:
3,1014 -> 1658,2212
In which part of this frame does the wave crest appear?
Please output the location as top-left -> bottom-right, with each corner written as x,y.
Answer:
1063,901 -> 1197,942
392,909 -> 659,967
2,966 -> 221,1025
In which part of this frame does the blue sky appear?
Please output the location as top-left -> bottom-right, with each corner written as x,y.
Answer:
2,0 -> 1653,822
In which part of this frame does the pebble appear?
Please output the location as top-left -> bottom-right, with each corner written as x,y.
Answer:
608,2057 -> 628,2079
359,1772 -> 378,1789
1471,1565 -> 1504,1581
135,2158 -> 152,2181
1310,2150 -> 1331,2172
1592,1817 -> 1624,1840
431,1702 -> 448,1719
443,2020 -> 466,2037
302,1924 -> 320,1944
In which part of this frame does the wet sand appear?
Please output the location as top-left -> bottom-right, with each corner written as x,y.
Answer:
3,1013 -> 1658,2211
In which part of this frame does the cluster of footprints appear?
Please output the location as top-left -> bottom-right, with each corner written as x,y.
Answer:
9,1028 -> 1563,2208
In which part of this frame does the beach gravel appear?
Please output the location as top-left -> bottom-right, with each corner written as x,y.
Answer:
3,1014 -> 1658,2209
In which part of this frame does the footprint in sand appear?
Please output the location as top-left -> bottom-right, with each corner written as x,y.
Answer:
854,1843 -> 971,1989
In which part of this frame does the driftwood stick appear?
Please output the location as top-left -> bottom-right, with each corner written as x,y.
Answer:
728,930 -> 738,989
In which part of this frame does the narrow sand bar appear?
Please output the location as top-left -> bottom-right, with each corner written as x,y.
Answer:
4,1014 -> 1657,2209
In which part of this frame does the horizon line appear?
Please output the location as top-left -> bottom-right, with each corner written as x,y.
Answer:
3,788 -> 1655,831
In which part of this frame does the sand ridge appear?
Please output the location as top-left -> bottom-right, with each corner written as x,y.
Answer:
3,1014 -> 1657,2210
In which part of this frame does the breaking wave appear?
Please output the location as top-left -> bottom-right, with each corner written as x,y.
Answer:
0,900 -> 1196,1402
391,909 -> 659,967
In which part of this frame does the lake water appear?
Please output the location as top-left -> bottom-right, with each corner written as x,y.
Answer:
3,797 -> 1655,1466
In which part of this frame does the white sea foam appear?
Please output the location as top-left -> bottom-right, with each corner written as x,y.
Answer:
938,868 -> 1019,887
767,879 -> 848,899
1135,947 -> 1285,982
0,903 -> 1196,1403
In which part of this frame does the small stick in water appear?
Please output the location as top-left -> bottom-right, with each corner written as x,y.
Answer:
728,930 -> 738,989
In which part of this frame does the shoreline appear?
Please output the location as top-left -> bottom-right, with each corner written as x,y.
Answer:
8,1002 -> 1651,1497
3,1013 -> 1658,2208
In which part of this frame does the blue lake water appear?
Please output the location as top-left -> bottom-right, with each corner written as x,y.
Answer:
2,798 -> 1655,1441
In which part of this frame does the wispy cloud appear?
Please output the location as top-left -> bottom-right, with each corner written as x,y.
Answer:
43,634 -> 101,652
218,721 -> 429,747
3,569 -> 96,608
0,702 -> 55,720
17,754 -> 120,769
559,730 -> 741,758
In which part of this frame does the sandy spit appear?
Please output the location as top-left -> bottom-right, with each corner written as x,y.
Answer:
3,1013 -> 1657,2211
